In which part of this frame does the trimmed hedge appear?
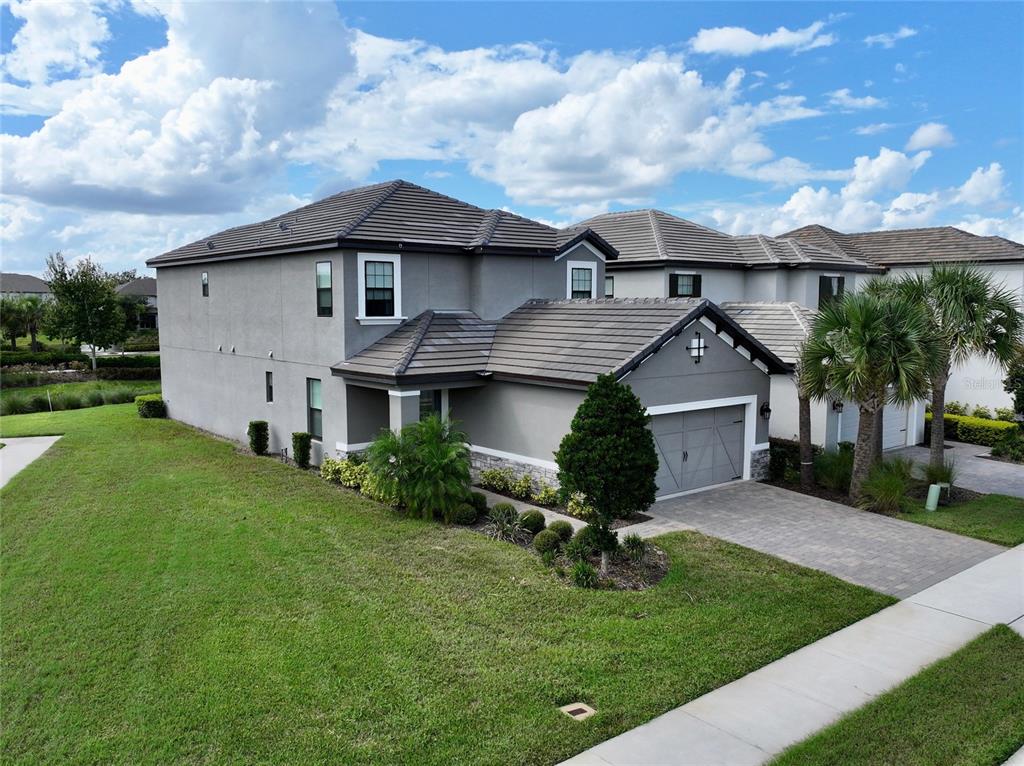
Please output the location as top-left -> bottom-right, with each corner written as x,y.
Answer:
924,412 -> 1017,447
135,394 -> 166,418
292,432 -> 312,469
768,437 -> 822,483
94,355 -> 160,369
0,351 -> 87,367
247,420 -> 269,456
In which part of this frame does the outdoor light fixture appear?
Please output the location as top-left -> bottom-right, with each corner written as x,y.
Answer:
688,331 -> 707,364
832,400 -> 844,413
760,402 -> 772,420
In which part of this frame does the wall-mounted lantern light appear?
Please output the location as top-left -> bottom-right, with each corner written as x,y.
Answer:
688,331 -> 707,364
831,400 -> 844,414
759,401 -> 772,420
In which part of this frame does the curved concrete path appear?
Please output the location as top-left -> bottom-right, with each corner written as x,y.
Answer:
561,544 -> 1024,766
0,436 -> 61,488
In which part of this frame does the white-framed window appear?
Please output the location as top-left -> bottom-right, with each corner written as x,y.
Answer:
357,252 -> 403,324
605,275 -> 614,298
669,272 -> 702,298
566,260 -> 596,299
818,274 -> 845,308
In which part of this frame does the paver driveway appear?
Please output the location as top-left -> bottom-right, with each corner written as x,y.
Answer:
891,440 -> 1024,500
632,481 -> 1003,598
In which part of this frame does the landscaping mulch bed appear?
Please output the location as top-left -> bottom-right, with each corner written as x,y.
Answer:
764,479 -> 853,507
763,478 -> 983,512
480,488 -> 653,529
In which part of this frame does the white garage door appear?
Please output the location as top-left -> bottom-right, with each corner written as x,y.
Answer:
651,405 -> 745,497
838,403 -> 909,451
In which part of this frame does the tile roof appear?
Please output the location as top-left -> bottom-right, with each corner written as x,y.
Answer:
1,273 -> 50,294
782,224 -> 1024,267
334,298 -> 789,386
115,276 -> 157,296
572,210 -> 878,271
720,302 -> 814,365
148,180 -> 617,267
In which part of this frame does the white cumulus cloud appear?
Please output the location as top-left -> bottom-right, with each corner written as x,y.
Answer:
864,26 -> 918,48
689,20 -> 835,56
905,122 -> 955,151
827,88 -> 887,110
955,163 -> 1006,206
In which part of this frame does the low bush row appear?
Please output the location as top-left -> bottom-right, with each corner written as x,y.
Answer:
940,401 -> 1017,422
1,365 -> 160,389
477,466 -> 559,506
768,438 -> 824,484
135,394 -> 166,418
924,412 -> 1017,447
992,430 -> 1024,463
0,351 -> 161,368
0,384 -> 161,416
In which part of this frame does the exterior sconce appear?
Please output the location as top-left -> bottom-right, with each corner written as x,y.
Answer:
230,345 -> 236,354
268,350 -> 273,358
759,402 -> 772,420
688,331 -> 707,364
831,400 -> 844,413
217,344 -> 222,352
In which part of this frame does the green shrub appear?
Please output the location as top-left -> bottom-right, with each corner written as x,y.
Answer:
292,432 -> 312,469
928,412 -> 1020,447
995,407 -> 1017,422
320,456 -> 341,482
860,461 -> 910,515
135,394 -> 166,418
531,482 -> 559,506
484,503 -> 528,543
93,355 -> 161,369
923,458 -> 957,486
247,420 -> 269,455
467,491 -> 489,516
971,405 -> 993,420
768,438 -> 822,484
519,509 -> 546,535
540,549 -> 557,567
452,503 -> 478,525
339,460 -> 369,488
478,467 -> 515,494
533,528 -> 561,554
1,392 -> 28,415
573,524 -> 618,556
86,389 -> 104,407
28,393 -> 48,411
622,533 -> 647,564
564,537 -> 589,562
366,415 -> 471,522
359,467 -> 397,504
0,350 -> 88,367
95,367 -> 161,381
571,561 -> 599,589
547,519 -> 573,543
55,392 -> 83,410
991,430 -> 1024,463
510,474 -> 534,500
566,491 -> 595,520
813,448 -> 853,493
945,400 -> 967,416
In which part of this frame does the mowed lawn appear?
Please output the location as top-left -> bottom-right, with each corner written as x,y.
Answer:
1,406 -> 893,765
773,625 -> 1024,766
901,494 -> 1024,547
0,379 -> 160,403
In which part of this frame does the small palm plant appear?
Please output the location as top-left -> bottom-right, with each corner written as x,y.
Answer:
800,291 -> 935,501
366,414 -> 471,521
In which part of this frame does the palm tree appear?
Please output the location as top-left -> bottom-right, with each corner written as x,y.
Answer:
20,295 -> 48,352
800,291 -> 935,500
868,265 -> 1022,468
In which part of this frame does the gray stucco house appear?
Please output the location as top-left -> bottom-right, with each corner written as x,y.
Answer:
1,273 -> 51,299
116,276 -> 158,329
148,180 -> 788,499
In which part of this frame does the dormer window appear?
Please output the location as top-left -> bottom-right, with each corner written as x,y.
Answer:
357,253 -> 403,324
567,261 -> 596,299
819,275 -> 845,308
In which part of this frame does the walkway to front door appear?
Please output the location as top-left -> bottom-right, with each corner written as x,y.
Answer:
627,481 -> 1003,598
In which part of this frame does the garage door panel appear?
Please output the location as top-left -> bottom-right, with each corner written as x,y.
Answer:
652,413 -> 684,436
839,401 -> 909,450
651,404 -> 747,498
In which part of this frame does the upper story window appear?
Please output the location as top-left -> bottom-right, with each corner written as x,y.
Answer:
307,378 -> 322,440
357,253 -> 402,323
604,275 -> 615,298
819,275 -> 845,308
316,261 -> 333,317
265,371 -> 273,403
566,261 -> 596,299
669,273 -> 701,298
201,271 -> 209,297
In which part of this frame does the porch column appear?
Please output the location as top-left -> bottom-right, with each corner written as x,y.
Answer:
388,389 -> 420,433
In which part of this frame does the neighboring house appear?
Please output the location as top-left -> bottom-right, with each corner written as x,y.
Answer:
566,210 -> 924,452
784,225 -> 1024,411
148,180 -> 788,499
116,276 -> 158,329
1,273 -> 51,299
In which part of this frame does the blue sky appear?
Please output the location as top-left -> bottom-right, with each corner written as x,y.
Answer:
1,1 -> 1021,275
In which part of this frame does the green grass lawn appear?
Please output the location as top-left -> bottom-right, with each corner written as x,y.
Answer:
0,406 -> 893,765
0,379 -> 160,403
901,494 -> 1024,546
773,625 -> 1024,766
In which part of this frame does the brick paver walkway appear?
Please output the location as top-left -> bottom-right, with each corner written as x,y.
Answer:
891,440 -> 1024,500
630,481 -> 1003,598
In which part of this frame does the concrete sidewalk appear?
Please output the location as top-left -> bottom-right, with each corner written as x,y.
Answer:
561,545 -> 1024,766
0,436 -> 61,489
